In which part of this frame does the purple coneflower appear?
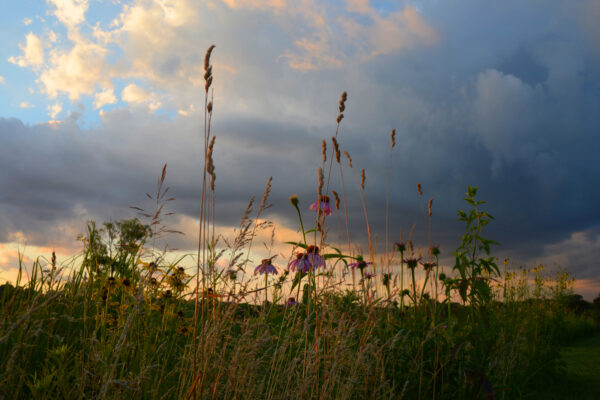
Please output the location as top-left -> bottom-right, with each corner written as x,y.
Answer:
349,259 -> 373,271
288,245 -> 326,272
309,195 -> 333,216
254,259 -> 278,275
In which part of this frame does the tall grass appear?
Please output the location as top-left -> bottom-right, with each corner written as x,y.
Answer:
0,45 -> 599,399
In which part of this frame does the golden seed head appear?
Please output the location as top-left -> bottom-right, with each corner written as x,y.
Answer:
417,183 -> 423,196
318,167 -> 323,195
332,190 -> 340,210
343,151 -> 352,168
391,129 -> 396,148
360,169 -> 366,190
258,176 -> 272,213
321,139 -> 327,163
336,113 -> 344,124
331,137 -> 341,163
204,45 -> 216,71
428,198 -> 433,217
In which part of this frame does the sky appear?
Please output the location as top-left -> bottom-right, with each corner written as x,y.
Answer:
0,0 -> 599,300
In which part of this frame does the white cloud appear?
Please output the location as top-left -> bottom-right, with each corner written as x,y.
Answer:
122,83 -> 161,111
23,17 -> 33,26
0,76 -> 4,84
94,88 -> 117,109
39,39 -> 109,100
8,32 -> 45,68
19,101 -> 34,109
47,0 -> 89,29
48,102 -> 63,119
221,0 -> 285,10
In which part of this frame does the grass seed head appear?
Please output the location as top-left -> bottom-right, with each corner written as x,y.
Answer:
428,198 -> 433,216
318,167 -> 323,195
332,190 -> 340,210
360,168 -> 366,190
417,183 -> 423,196
332,137 -> 341,163
343,151 -> 352,167
391,129 -> 396,148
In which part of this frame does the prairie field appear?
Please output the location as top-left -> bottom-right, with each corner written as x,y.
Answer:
1,46 -> 600,400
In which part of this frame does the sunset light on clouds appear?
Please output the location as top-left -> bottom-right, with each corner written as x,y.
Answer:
1,0 -> 599,299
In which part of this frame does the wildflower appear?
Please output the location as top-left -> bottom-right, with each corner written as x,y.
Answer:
430,245 -> 440,256
177,325 -> 190,334
421,262 -> 436,272
288,245 -> 325,272
122,278 -> 131,288
107,276 -> 116,286
149,277 -> 158,286
163,290 -> 172,299
395,242 -> 406,252
167,274 -> 186,292
289,195 -> 299,207
349,259 -> 372,271
255,259 -> 278,275
309,195 -> 332,216
403,257 -> 421,270
285,297 -> 298,306
306,245 -> 326,269
382,273 -> 392,287
228,270 -> 237,281
363,272 -> 375,280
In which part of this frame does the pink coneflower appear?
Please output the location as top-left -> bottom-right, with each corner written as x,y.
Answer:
254,259 -> 278,275
288,245 -> 326,273
309,195 -> 333,216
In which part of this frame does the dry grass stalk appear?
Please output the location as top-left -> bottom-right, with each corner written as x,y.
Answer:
321,139 -> 327,163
